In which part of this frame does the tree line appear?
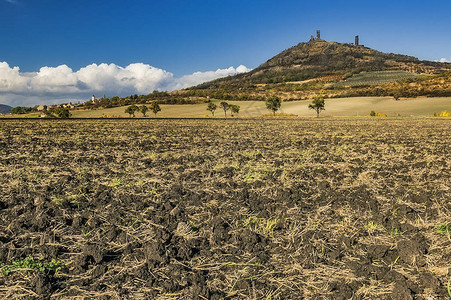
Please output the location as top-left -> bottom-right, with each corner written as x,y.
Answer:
124,102 -> 161,117
206,96 -> 325,117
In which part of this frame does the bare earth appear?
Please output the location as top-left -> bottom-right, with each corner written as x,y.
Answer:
0,118 -> 450,299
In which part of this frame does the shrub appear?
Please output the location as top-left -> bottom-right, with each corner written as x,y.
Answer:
436,222 -> 451,235
1,257 -> 64,276
434,111 -> 451,117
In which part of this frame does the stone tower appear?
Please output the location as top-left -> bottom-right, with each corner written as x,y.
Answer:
355,35 -> 359,46
316,30 -> 321,39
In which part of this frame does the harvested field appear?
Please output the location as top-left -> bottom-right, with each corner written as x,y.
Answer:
0,118 -> 450,299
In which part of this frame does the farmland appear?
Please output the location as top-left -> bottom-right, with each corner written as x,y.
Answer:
0,119 -> 450,299
333,71 -> 420,88
66,96 -> 451,118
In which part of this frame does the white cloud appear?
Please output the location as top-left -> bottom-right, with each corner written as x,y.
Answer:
171,65 -> 251,90
439,58 -> 449,63
0,61 -> 251,106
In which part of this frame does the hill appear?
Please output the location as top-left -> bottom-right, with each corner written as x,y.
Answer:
196,39 -> 450,88
32,36 -> 451,113
0,104 -> 12,114
186,38 -> 451,100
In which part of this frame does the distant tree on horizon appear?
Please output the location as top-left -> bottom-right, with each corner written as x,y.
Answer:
265,96 -> 281,116
54,107 -> 71,118
149,102 -> 161,117
308,96 -> 325,117
220,101 -> 230,117
125,105 -> 139,117
207,102 -> 217,116
230,104 -> 240,117
140,105 -> 148,117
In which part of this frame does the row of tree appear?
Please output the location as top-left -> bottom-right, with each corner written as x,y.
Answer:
266,96 -> 325,117
206,102 -> 240,117
124,102 -> 161,117
11,106 -> 71,118
205,96 -> 326,117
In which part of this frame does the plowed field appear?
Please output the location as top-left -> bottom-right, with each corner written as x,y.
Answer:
0,119 -> 450,299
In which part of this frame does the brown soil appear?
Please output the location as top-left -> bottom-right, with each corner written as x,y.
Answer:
0,118 -> 449,299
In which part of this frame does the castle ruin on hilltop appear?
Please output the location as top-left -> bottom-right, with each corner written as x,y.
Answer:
310,30 -> 363,46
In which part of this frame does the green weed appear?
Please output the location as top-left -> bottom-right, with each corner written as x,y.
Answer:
389,228 -> 400,237
436,222 -> 451,235
51,196 -> 66,206
242,150 -> 262,159
364,221 -> 385,234
242,216 -> 279,235
1,257 -> 64,276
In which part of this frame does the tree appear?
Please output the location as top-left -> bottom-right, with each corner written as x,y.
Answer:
140,105 -> 148,117
207,102 -> 217,116
11,106 -> 34,115
149,102 -> 161,117
230,104 -> 240,117
220,101 -> 229,117
125,105 -> 139,117
265,96 -> 281,116
54,107 -> 71,118
308,97 -> 325,117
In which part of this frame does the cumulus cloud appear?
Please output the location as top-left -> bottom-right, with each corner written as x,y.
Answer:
0,62 -> 251,106
439,58 -> 450,63
172,65 -> 251,90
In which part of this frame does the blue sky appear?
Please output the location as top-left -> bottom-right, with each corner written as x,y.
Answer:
1,0 -> 450,105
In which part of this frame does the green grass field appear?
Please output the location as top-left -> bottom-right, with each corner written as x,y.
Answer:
68,97 -> 451,118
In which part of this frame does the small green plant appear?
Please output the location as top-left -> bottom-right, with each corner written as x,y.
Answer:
242,216 -> 279,235
364,221 -> 385,234
436,222 -> 451,235
389,228 -> 400,237
51,196 -> 67,206
263,219 -> 279,233
1,257 -> 64,276
370,110 -> 376,116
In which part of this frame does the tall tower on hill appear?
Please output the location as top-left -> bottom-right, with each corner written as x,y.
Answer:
316,30 -> 321,39
355,35 -> 359,46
